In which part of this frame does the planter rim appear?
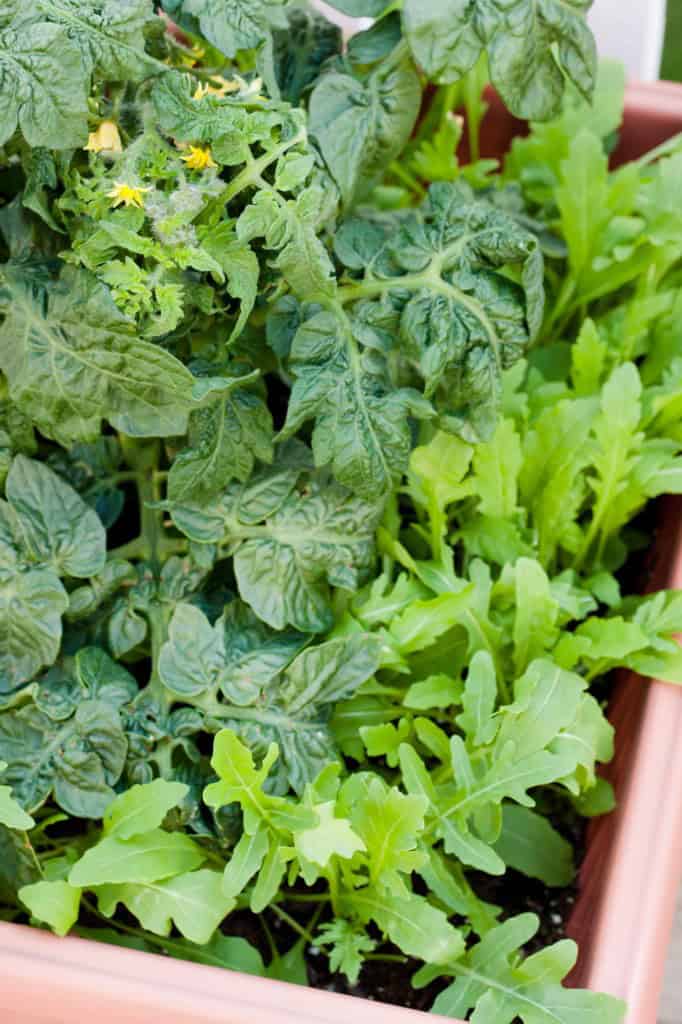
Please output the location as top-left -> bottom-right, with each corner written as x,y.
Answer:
1,78 -> 682,1024
0,918 -> 453,1024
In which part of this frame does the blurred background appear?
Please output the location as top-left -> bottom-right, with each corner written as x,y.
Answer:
661,0 -> 682,81
318,0 -> 681,83
588,0 -> 682,82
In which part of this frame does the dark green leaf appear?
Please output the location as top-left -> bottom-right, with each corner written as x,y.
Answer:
0,264 -> 195,446
403,0 -> 596,121
281,310 -> 433,499
310,50 -> 420,208
0,701 -> 127,817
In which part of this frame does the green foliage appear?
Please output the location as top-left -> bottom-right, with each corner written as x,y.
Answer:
309,46 -> 421,209
428,913 -> 625,1023
0,7 -> 678,1021
0,457 -> 106,691
168,457 -> 382,631
326,0 -> 596,120
0,760 -> 34,830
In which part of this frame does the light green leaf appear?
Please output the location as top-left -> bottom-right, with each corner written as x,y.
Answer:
250,842 -> 286,913
404,674 -> 463,711
167,933 -> 264,974
69,829 -> 205,887
19,879 -> 81,937
203,731 -> 316,833
316,918 -> 376,985
512,558 -> 559,674
577,363 -> 643,566
389,588 -> 475,655
0,760 -> 34,830
492,804 -> 574,886
222,826 -> 269,899
520,397 -> 597,566
472,418 -> 522,519
556,130 -> 609,278
294,801 -> 365,868
349,887 -> 465,965
456,650 -> 498,746
571,318 -> 607,396
96,869 -> 234,944
432,913 -> 624,1023
340,774 -> 426,892
103,780 -> 189,840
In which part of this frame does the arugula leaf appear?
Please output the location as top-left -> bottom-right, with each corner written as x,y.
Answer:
69,829 -> 205,887
203,730 -> 316,832
347,887 -> 465,966
316,919 -> 376,985
96,869 -> 234,944
103,779 -> 189,839
166,933 -> 265,974
492,804 -> 574,886
20,879 -> 81,937
430,913 -> 625,1023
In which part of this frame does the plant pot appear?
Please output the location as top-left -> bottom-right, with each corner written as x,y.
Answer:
1,81 -> 682,1024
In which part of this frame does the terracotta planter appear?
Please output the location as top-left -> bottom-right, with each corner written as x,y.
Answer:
1,82 -> 682,1024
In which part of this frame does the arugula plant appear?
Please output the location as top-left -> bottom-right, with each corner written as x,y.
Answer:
1,3 -> 680,1023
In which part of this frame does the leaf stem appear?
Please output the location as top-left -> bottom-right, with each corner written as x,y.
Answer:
270,904 -> 315,944
389,161 -> 426,198
223,129 -> 306,205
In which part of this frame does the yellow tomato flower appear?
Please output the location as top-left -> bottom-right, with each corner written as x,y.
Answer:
192,75 -> 265,101
106,181 -> 152,209
180,145 -> 218,171
85,121 -> 122,154
193,76 -> 240,101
